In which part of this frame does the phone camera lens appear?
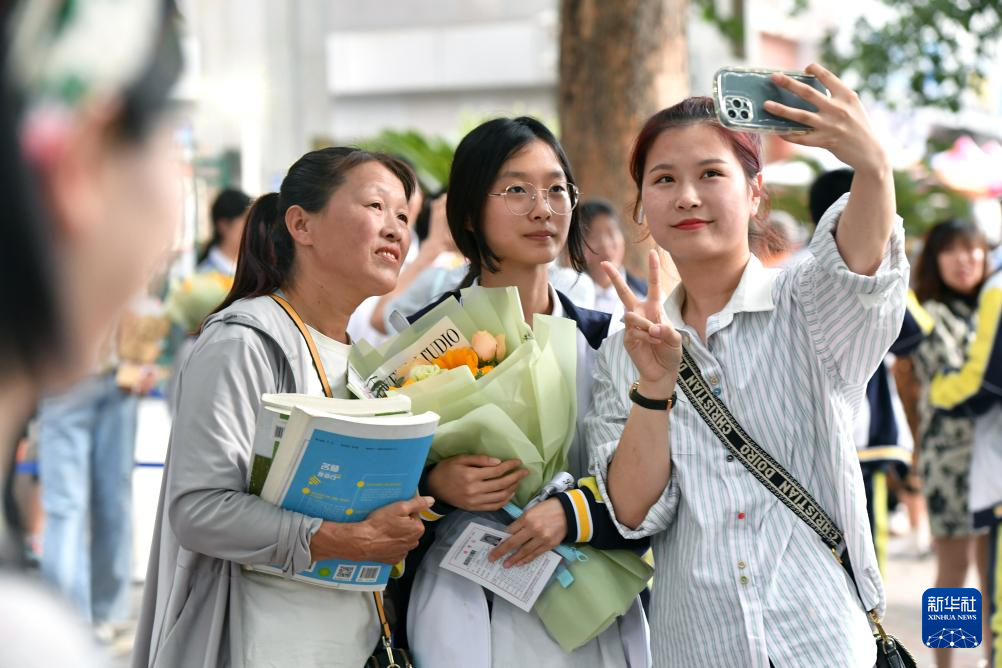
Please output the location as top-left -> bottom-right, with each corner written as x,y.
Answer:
734,99 -> 745,108
727,109 -> 737,118
740,111 -> 750,120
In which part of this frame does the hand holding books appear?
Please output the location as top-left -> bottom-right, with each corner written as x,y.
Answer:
309,495 -> 434,565
250,395 -> 440,590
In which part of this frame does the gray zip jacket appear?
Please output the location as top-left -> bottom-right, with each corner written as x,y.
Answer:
132,296 -> 324,668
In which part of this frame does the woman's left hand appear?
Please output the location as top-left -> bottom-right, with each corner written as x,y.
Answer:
488,498 -> 567,568
766,63 -> 888,175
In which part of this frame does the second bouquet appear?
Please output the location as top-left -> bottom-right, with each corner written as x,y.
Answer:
347,285 -> 578,507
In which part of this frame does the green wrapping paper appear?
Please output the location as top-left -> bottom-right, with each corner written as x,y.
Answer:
164,271 -> 234,333
348,286 -> 651,649
535,546 -> 654,653
349,287 -> 578,506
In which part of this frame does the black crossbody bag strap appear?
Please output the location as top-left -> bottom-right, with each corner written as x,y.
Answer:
675,346 -> 882,628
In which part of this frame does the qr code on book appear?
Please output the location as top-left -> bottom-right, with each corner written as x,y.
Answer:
334,564 -> 356,580
357,566 -> 381,583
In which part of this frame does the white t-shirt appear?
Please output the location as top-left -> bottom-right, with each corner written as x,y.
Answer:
241,323 -> 379,668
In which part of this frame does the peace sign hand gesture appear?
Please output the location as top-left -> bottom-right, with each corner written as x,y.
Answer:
603,250 -> 683,397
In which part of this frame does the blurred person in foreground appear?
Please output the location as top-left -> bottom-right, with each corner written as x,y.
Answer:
910,219 -> 993,668
0,0 -> 183,665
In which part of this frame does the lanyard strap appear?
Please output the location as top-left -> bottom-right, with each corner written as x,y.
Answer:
268,294 -> 394,648
675,345 -> 881,623
270,294 -> 332,398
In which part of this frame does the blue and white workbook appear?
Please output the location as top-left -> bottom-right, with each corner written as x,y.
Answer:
253,404 -> 439,590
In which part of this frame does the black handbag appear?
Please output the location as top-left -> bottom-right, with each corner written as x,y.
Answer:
271,295 -> 415,668
365,591 -> 414,668
675,346 -> 917,668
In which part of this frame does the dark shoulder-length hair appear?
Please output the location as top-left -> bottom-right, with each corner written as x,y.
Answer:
211,147 -> 416,316
447,116 -> 586,287
914,218 -> 990,304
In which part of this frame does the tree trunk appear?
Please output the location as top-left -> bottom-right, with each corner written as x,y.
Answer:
558,0 -> 690,277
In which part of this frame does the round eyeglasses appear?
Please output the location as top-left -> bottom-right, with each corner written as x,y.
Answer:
488,182 -> 580,216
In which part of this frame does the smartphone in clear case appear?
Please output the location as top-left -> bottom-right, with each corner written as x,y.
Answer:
712,67 -> 829,134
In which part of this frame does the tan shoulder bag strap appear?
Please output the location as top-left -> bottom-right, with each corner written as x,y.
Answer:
268,293 -> 398,662
269,294 -> 332,399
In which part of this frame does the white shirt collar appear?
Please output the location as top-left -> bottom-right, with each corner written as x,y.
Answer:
664,254 -> 780,330
206,246 -> 237,276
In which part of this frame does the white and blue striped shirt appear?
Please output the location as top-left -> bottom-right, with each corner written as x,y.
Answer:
586,195 -> 908,668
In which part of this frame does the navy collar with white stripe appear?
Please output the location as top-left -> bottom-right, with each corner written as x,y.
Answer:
407,287 -> 611,351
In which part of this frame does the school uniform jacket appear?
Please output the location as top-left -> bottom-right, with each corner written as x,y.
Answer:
930,270 -> 1002,526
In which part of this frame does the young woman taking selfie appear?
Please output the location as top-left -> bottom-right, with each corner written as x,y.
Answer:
587,64 -> 907,666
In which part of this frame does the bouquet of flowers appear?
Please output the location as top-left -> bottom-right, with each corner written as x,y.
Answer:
164,270 -> 234,334
349,286 -> 651,651
348,285 -> 577,507
392,329 -> 505,388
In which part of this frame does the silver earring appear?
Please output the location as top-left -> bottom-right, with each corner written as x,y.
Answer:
634,205 -> 644,225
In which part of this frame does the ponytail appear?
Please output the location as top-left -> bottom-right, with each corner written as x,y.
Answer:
209,147 -> 416,318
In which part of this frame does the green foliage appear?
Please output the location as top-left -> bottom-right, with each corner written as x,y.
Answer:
821,1 -> 1002,111
360,129 -> 455,192
357,102 -> 557,193
693,0 -> 809,53
892,169 -> 971,235
768,184 -> 813,228
693,0 -> 744,51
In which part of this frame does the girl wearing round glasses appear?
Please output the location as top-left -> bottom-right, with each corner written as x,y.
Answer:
403,117 -> 650,667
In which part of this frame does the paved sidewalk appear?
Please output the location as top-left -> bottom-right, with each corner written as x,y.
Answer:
883,536 -> 986,668
110,536 -> 989,667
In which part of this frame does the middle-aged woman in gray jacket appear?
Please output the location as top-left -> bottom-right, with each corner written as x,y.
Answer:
133,147 -> 435,668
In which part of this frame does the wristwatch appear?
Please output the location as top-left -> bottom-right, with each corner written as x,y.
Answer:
629,381 -> 675,411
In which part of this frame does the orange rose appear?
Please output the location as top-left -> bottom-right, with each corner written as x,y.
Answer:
434,347 -> 479,375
